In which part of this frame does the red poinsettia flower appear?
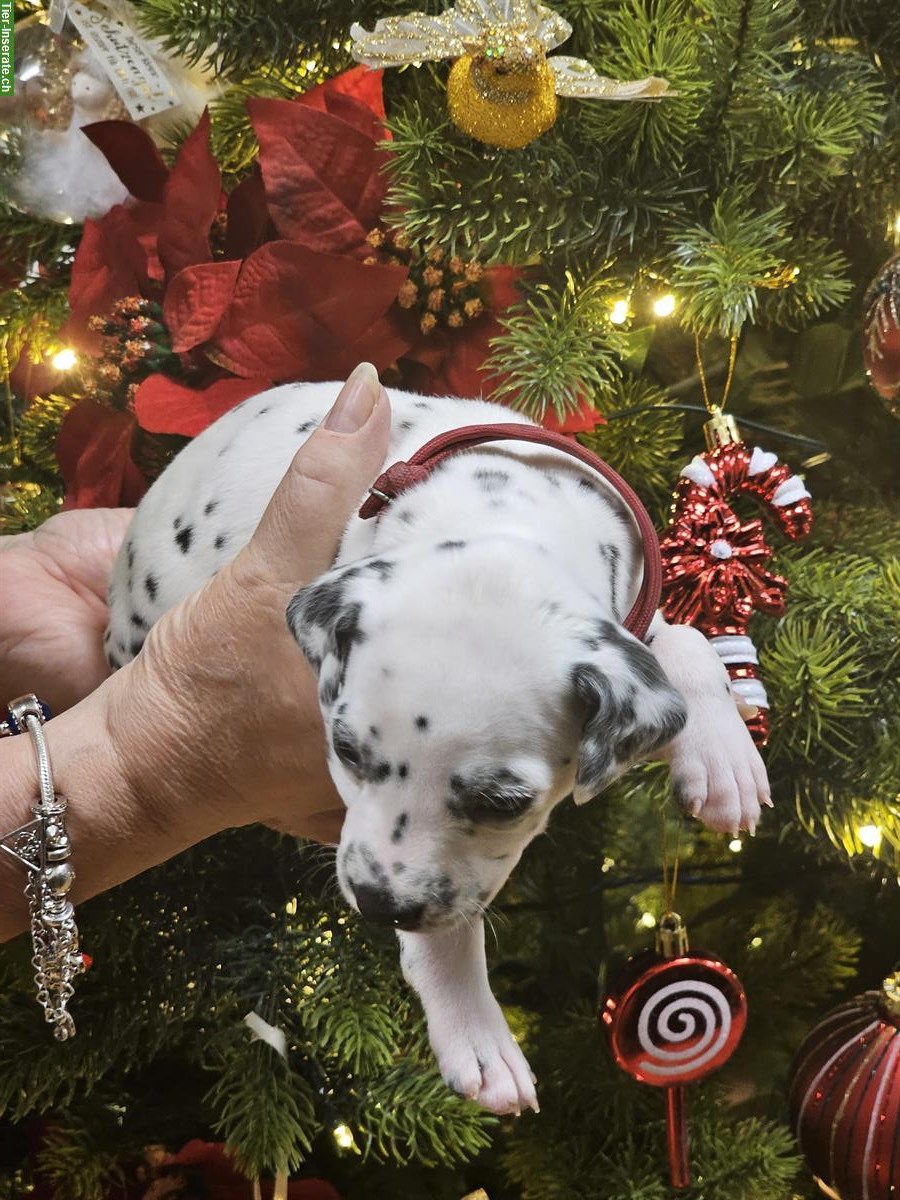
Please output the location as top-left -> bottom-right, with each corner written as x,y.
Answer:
55,64 -> 601,507
659,497 -> 788,629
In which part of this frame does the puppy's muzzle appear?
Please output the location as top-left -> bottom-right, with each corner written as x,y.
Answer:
351,881 -> 425,931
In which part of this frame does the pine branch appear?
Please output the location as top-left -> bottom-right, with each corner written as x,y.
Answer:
487,273 -> 627,419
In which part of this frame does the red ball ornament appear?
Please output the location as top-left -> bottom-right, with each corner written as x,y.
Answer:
659,410 -> 813,745
601,914 -> 748,1189
788,973 -> 900,1200
863,255 -> 900,417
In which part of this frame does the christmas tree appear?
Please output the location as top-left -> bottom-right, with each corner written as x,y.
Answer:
2,0 -> 900,1197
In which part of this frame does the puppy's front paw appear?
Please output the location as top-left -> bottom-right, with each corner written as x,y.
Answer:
429,999 -> 538,1116
665,696 -> 771,836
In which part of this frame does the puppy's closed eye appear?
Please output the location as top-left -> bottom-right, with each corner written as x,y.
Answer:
332,722 -> 364,775
448,769 -> 536,824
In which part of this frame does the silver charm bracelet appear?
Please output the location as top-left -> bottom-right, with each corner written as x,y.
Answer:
0,694 -> 84,1040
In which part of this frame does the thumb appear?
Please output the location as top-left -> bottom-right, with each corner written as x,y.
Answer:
241,364 -> 391,591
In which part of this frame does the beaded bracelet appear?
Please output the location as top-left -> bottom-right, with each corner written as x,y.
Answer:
0,694 -> 84,1040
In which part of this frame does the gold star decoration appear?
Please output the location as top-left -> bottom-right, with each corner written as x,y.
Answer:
351,0 -> 672,149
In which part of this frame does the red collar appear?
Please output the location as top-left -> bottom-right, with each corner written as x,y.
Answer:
358,422 -> 661,642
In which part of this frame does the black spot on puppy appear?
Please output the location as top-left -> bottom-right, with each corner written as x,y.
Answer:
366,559 -> 394,580
175,526 -> 193,554
413,400 -> 431,410
130,612 -> 149,631
204,499 -> 218,516
126,543 -> 135,572
369,725 -> 380,739
474,468 -> 509,491
333,603 -> 365,665
173,516 -> 182,530
144,573 -> 158,601
577,478 -> 599,494
391,812 -> 409,843
320,673 -> 340,706
415,715 -> 429,730
393,862 -> 406,874
597,544 -> 621,619
130,638 -> 144,657
214,534 -> 228,550
438,540 -> 466,550
296,420 -> 316,434
257,405 -> 270,415
398,762 -> 409,779
399,420 -> 415,432
397,509 -> 415,525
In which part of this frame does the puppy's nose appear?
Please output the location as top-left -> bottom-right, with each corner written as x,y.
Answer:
352,882 -> 424,931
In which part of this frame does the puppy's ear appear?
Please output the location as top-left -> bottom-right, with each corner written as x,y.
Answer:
571,624 -> 687,805
286,555 -> 396,675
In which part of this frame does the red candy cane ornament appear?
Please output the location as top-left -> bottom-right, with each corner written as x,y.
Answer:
659,411 -> 813,744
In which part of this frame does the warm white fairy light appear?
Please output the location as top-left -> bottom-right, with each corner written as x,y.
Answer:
749,936 -> 763,949
638,911 -> 657,929
857,824 -> 882,850
51,347 -> 77,370
333,1124 -> 357,1150
728,838 -> 743,853
652,293 -> 676,318
609,298 -> 630,325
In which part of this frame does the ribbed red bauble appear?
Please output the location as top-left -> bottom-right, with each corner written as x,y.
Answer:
863,255 -> 900,417
788,973 -> 900,1200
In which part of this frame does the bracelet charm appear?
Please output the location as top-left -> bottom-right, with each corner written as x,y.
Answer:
1,694 -> 84,1041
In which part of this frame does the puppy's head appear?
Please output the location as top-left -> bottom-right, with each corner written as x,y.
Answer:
287,539 -> 685,932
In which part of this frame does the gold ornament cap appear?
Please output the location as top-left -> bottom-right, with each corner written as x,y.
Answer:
703,407 -> 741,451
881,971 -> 900,1019
657,911 -> 690,959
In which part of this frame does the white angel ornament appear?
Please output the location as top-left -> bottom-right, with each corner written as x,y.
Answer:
351,0 -> 672,149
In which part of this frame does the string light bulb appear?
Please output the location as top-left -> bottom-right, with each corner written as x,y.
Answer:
51,347 -> 77,370
333,1123 -> 356,1150
652,293 -> 676,318
857,824 -> 882,851
728,838 -> 742,853
638,911 -> 657,929
609,298 -> 630,325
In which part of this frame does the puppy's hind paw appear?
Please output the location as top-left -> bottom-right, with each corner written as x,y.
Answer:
666,697 -> 771,837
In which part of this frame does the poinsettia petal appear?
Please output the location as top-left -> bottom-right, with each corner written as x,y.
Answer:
322,309 -> 413,381
164,260 -> 242,352
134,373 -> 270,437
57,401 -> 146,508
211,243 -> 407,379
64,202 -> 163,350
248,98 -> 389,254
484,264 -> 523,311
540,397 -> 606,433
157,110 -> 222,279
81,120 -> 169,203
298,63 -> 386,126
224,168 -> 271,259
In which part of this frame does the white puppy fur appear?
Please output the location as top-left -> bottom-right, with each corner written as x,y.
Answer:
107,382 -> 770,1116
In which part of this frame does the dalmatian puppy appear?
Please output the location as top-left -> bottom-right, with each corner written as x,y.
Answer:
107,381 -> 770,1117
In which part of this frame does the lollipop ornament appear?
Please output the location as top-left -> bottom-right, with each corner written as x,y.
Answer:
601,912 -> 748,1189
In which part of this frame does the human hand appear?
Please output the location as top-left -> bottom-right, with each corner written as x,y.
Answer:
103,364 -> 391,848
0,507 -> 131,713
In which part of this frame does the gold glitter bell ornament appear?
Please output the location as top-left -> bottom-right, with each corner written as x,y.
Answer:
351,0 -> 673,150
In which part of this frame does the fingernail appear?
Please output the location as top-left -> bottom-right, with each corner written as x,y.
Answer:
323,362 -> 381,433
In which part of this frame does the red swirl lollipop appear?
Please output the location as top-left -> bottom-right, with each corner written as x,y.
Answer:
601,913 -> 747,1189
